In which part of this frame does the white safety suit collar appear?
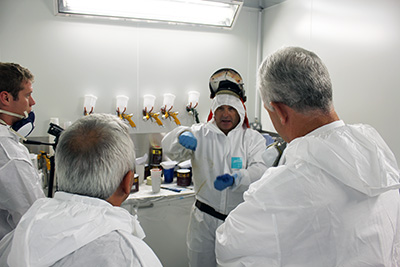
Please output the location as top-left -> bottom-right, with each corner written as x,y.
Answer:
7,191 -> 146,267
206,94 -> 246,135
306,119 -> 345,137
281,120 -> 400,197
0,123 -> 19,142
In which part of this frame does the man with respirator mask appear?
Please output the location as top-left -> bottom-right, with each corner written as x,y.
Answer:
0,62 -> 45,241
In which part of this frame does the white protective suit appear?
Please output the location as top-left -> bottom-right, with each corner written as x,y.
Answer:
0,124 -> 45,240
216,120 -> 400,267
162,94 -> 268,266
0,192 -> 162,267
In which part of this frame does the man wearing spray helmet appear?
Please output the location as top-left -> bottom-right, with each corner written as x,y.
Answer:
162,68 -> 268,266
0,62 -> 45,240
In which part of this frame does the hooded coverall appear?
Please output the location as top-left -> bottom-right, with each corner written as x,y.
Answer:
216,120 -> 400,266
0,124 -> 45,240
0,192 -> 162,267
162,94 -> 268,266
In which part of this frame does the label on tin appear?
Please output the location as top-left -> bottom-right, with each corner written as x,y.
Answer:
150,147 -> 162,165
231,157 -> 242,169
177,169 -> 191,186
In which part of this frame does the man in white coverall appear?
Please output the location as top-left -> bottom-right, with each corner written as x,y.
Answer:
0,62 -> 45,241
215,47 -> 400,266
0,113 -> 162,267
162,68 -> 268,267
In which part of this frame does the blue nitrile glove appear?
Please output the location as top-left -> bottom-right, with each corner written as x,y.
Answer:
214,173 -> 236,191
178,131 -> 197,151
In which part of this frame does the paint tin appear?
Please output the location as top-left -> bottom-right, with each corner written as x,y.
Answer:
150,146 -> 162,165
131,173 -> 139,193
177,169 -> 191,187
144,164 -> 150,178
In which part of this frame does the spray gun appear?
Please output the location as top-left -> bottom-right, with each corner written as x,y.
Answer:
160,93 -> 180,125
117,107 -> 136,128
142,94 -> 163,126
83,94 -> 97,116
122,113 -> 136,128
143,107 -> 163,126
186,104 -> 200,123
116,95 -> 136,128
161,106 -> 181,125
186,91 -> 200,123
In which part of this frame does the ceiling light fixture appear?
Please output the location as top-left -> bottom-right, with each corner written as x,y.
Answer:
55,0 -> 243,29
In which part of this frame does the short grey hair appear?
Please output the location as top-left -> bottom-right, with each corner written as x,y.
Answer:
258,46 -> 333,113
55,113 -> 135,200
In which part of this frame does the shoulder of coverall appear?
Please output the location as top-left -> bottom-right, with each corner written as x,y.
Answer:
0,123 -> 19,142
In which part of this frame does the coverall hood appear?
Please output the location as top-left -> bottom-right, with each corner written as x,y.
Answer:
208,94 -> 247,131
284,121 -> 400,197
7,192 -> 145,267
215,121 -> 400,267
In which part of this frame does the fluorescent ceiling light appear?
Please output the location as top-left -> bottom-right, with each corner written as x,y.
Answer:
56,0 -> 243,28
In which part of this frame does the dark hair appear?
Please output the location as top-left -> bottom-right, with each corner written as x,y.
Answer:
0,63 -> 34,100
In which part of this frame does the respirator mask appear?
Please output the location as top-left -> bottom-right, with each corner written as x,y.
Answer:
0,109 -> 35,138
262,138 -> 287,167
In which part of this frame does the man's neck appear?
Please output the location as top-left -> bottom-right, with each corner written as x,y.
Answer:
0,110 -> 18,125
287,110 -> 340,142
0,116 -> 11,126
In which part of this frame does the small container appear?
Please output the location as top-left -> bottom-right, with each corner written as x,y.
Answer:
151,164 -> 161,171
161,161 -> 177,184
163,93 -> 176,111
188,91 -> 200,108
151,168 -> 162,193
143,94 -> 156,112
131,173 -> 139,193
84,95 -> 97,113
178,159 -> 191,169
144,164 -> 150,178
136,164 -> 145,184
163,168 -> 174,183
150,146 -> 162,165
177,169 -> 191,187
116,95 -> 129,112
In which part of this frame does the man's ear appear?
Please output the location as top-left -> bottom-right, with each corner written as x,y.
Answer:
270,102 -> 289,125
107,170 -> 135,206
0,91 -> 11,105
121,170 -> 134,195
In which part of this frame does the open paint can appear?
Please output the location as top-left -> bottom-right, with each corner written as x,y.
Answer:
177,169 -> 191,186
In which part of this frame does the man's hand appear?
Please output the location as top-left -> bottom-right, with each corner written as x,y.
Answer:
178,131 -> 197,151
214,174 -> 235,191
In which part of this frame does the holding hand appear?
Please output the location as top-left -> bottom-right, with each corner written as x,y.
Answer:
214,174 -> 235,191
178,131 -> 197,151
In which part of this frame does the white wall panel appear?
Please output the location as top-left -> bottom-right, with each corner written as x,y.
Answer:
0,0 -> 260,137
260,0 -> 400,164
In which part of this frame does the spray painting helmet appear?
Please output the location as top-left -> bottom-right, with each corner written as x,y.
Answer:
209,68 -> 246,102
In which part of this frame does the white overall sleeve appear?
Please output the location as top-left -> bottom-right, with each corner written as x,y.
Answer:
161,126 -> 195,162
233,130 -> 268,190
